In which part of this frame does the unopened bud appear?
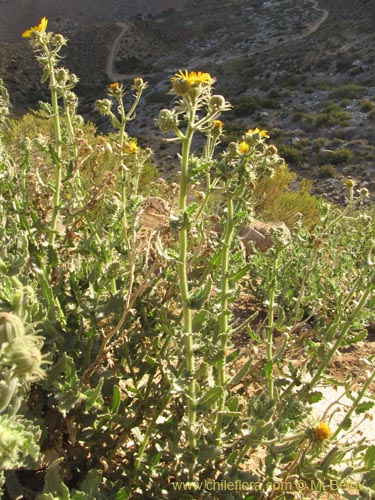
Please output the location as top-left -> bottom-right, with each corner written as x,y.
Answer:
95,99 -> 112,116
208,95 -> 226,112
157,109 -> 179,132
172,78 -> 191,96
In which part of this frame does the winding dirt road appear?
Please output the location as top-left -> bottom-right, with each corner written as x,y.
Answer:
106,22 -> 129,81
105,1 -> 330,81
302,0 -> 329,38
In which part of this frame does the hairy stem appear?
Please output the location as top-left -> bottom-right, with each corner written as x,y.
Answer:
215,191 -> 234,444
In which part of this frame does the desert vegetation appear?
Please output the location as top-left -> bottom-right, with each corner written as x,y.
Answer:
1,19 -> 375,500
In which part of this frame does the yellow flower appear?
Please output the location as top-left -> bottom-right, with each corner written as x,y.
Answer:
345,178 -> 356,189
109,82 -> 120,92
238,141 -> 250,155
22,17 -> 48,38
247,127 -> 270,138
172,70 -> 214,87
314,422 -> 332,441
124,140 -> 139,154
212,120 -> 223,129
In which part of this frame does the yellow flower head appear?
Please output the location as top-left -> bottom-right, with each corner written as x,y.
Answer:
247,127 -> 270,139
212,120 -> 223,129
172,70 -> 214,88
22,17 -> 48,38
314,422 -> 332,441
124,140 -> 139,154
345,178 -> 356,189
238,141 -> 250,155
109,82 -> 121,93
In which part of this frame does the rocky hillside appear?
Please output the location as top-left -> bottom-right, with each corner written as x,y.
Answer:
0,0 -> 189,41
1,0 -> 375,203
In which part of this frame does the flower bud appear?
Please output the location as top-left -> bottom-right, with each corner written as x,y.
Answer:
345,178 -> 355,189
65,91 -> 78,107
53,34 -> 67,48
133,77 -> 146,90
95,99 -> 112,116
157,109 -> 179,132
266,145 -> 278,156
172,78 -> 191,96
8,337 -> 43,376
69,74 -> 79,87
208,95 -> 226,112
55,68 -> 70,83
0,312 -> 25,345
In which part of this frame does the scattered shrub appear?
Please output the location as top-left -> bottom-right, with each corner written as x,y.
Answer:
316,147 -> 354,165
233,95 -> 262,116
360,99 -> 375,112
315,163 -> 338,178
277,143 -> 304,164
329,83 -> 368,100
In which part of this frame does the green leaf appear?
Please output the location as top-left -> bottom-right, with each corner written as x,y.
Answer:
39,458 -> 70,500
347,329 -> 368,344
38,274 -> 55,315
77,469 -> 102,497
45,353 -> 67,385
197,444 -> 222,460
109,385 -> 121,415
70,492 -> 91,500
363,469 -> 375,489
355,401 -> 374,414
48,245 -> 59,268
131,427 -> 144,444
197,386 -> 223,411
309,391 -> 323,404
189,276 -> 212,309
85,378 -> 104,411
229,357 -> 253,386
65,356 -> 78,387
247,327 -> 262,343
229,263 -> 252,282
48,144 -> 60,167
111,487 -> 128,500
364,445 -> 375,469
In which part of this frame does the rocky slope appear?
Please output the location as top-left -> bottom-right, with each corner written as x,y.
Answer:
0,0 -> 189,41
1,0 -> 375,203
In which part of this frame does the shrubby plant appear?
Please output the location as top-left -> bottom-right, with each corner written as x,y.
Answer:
0,18 -> 374,499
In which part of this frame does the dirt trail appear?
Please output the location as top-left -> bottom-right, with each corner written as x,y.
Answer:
105,1 -> 330,81
302,0 -> 329,38
106,22 -> 129,81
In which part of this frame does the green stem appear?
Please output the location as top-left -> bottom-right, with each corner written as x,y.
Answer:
117,100 -> 130,250
293,248 -> 319,323
330,366 -> 375,441
47,49 -> 63,249
215,191 -> 234,444
307,276 -> 374,391
178,118 -> 197,461
266,249 -> 279,400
